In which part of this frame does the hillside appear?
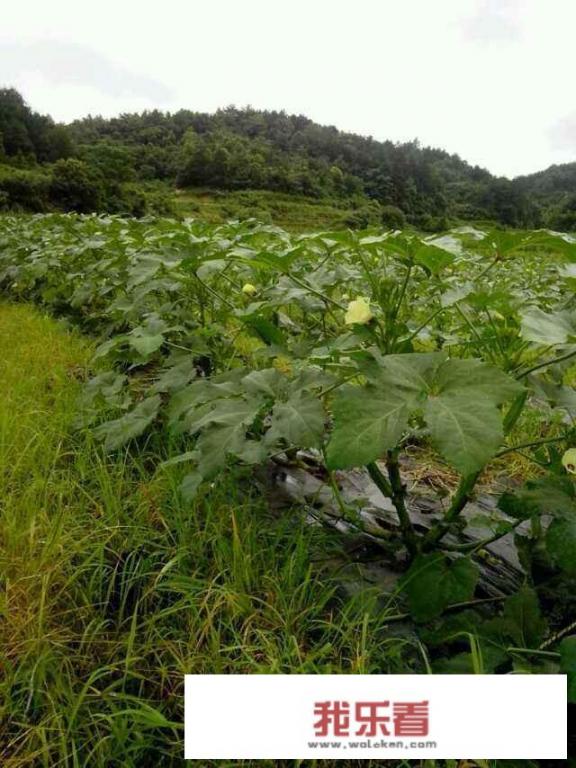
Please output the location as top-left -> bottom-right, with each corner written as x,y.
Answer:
516,162 -> 576,231
0,86 -> 575,230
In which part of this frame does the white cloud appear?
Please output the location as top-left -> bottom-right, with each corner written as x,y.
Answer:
549,113 -> 576,153
462,0 -> 522,42
1,0 -> 576,177
1,39 -> 172,118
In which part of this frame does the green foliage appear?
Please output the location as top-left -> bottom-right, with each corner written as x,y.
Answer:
0,87 -> 74,162
173,188 -> 369,231
2,87 -> 576,230
560,636 -> 576,702
327,354 -> 522,475
1,302 -> 412,765
65,98 -> 547,227
400,553 -> 479,622
0,163 -> 51,211
3,214 -> 576,698
49,158 -> 104,212
381,203 -> 407,229
502,586 -> 548,648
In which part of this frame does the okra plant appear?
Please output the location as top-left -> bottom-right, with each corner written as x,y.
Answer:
1,214 -> 576,683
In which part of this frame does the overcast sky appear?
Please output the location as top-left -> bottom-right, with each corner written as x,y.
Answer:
2,0 -> 576,178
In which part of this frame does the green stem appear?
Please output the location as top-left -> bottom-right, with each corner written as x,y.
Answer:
394,264 -> 412,318
404,305 -> 445,345
517,346 -> 576,379
194,273 -> 235,310
318,373 -> 359,398
368,456 -> 419,557
422,470 -> 480,551
444,519 -> 524,554
286,273 -> 346,310
496,434 -> 566,458
540,617 -> 576,649
485,308 -> 507,363
456,303 -> 488,355
382,596 -> 506,624
506,647 -> 560,659
355,248 -> 379,296
503,390 -> 528,433
476,253 -> 500,281
366,461 -> 393,497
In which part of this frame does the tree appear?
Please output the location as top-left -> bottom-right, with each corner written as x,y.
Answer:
381,205 -> 406,229
0,88 -> 74,163
49,159 -> 103,212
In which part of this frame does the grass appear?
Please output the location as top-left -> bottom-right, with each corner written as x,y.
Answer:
171,188 -> 379,232
0,302 -> 420,767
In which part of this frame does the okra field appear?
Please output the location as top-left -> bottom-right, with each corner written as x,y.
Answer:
1,212 -> 576,766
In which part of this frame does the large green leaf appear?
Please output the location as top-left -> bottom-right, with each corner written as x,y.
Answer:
183,395 -> 264,435
325,384 -> 416,469
546,516 -> 576,573
327,353 -> 522,473
196,423 -> 248,477
265,392 -> 325,448
128,333 -> 164,357
413,243 -> 455,274
520,307 -> 576,345
502,586 -> 547,648
367,351 -> 443,390
241,314 -> 285,347
433,357 -> 522,402
400,553 -> 479,623
417,357 -> 521,473
243,368 -> 286,398
151,356 -> 198,394
425,393 -> 503,474
94,395 -> 161,451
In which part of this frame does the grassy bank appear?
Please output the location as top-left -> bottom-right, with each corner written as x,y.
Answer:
0,302 -> 416,767
171,188 -> 381,232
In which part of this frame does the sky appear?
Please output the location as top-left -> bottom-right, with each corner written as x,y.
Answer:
2,0 -> 576,178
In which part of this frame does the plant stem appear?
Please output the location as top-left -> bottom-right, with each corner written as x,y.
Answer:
476,254 -> 500,281
444,519 -> 524,554
540,617 -> 576,649
368,456 -> 419,557
366,461 -> 393,497
194,273 -> 235,310
286,273 -> 346,310
319,373 -> 359,398
355,248 -> 379,297
456,303 -> 488,355
404,305 -> 445,345
496,434 -> 566,458
388,264 -> 412,350
517,346 -> 576,379
382,596 -> 506,624
421,470 -> 480,551
506,647 -> 560,659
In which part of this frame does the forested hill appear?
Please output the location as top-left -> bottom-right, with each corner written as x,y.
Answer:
1,86 -> 575,230
66,106 -> 536,228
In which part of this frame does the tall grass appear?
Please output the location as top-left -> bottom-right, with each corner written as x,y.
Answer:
1,302 -> 418,766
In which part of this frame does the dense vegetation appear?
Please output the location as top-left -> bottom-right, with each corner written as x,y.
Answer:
2,213 -> 576,763
1,87 -> 575,230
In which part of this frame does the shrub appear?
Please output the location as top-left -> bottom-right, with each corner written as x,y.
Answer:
381,204 -> 406,229
49,158 -> 104,213
344,201 -> 382,229
0,164 -> 51,211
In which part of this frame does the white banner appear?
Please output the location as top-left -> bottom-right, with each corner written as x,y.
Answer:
184,674 -> 566,759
